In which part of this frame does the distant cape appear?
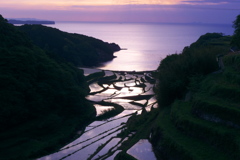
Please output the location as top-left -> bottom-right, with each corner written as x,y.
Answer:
8,19 -> 55,25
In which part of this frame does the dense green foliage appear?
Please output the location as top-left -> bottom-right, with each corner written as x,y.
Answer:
18,24 -> 118,67
155,33 -> 231,106
0,15 -> 95,159
149,15 -> 240,160
150,53 -> 240,159
232,14 -> 240,48
114,15 -> 240,160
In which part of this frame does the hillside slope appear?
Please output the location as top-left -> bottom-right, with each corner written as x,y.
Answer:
0,15 -> 96,159
150,53 -> 240,160
18,24 -> 120,67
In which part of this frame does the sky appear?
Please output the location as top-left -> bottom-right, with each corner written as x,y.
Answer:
1,0 -> 240,24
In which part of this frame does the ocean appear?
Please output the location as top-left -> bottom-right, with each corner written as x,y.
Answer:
48,22 -> 234,71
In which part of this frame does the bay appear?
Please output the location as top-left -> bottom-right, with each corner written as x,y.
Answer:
49,22 -> 233,71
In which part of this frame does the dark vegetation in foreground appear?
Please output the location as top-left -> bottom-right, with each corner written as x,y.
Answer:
0,15 -> 96,159
150,53 -> 240,160
150,15 -> 240,160
1,12 -> 240,160
156,32 -> 231,106
115,15 -> 240,160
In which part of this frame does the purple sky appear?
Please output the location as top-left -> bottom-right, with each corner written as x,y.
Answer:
1,0 -> 240,24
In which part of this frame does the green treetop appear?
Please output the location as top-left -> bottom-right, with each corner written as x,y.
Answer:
232,14 -> 240,48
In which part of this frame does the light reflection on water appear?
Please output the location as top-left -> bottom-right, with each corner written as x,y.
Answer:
105,150 -> 122,160
39,67 -> 157,160
89,83 -> 103,92
94,104 -> 115,116
38,110 -> 136,160
127,139 -> 157,160
92,138 -> 121,159
80,67 -> 102,75
53,22 -> 233,71
117,102 -> 142,110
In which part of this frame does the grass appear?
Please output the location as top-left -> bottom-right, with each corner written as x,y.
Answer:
112,57 -> 240,160
171,100 -> 240,157
192,97 -> 240,126
152,107 -> 232,160
149,53 -> 240,160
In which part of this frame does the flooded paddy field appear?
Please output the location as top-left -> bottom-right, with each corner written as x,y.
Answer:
38,68 -> 157,160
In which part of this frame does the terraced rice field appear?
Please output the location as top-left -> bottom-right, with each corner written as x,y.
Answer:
38,68 -> 157,160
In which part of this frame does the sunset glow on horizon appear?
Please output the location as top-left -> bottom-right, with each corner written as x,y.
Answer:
0,0 -> 192,7
1,0 -> 240,24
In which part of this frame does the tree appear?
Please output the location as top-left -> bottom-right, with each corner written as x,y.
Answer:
232,14 -> 240,48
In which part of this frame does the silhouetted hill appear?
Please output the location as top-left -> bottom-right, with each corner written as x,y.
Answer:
18,25 -> 120,67
8,19 -> 55,24
0,15 -> 95,159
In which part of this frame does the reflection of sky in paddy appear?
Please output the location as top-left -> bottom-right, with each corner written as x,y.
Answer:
104,70 -> 114,76
64,110 -> 136,149
113,82 -> 125,87
60,133 -> 121,160
125,74 -> 136,79
105,98 -> 132,103
142,90 -> 154,95
89,83 -> 103,92
118,102 -> 142,110
80,67 -> 102,76
105,150 -> 122,160
133,100 -> 147,105
108,110 -> 136,119
152,103 -> 158,108
88,86 -> 145,102
94,104 -> 115,116
124,81 -> 136,87
114,87 -> 142,97
128,87 -> 143,94
144,83 -> 153,92
148,96 -> 156,105
114,74 -> 122,80
38,111 -> 136,160
103,84 -> 109,88
92,138 -> 121,159
39,68 -> 157,160
145,103 -> 158,112
86,95 -> 109,102
127,139 -> 156,160
114,81 -> 132,86
145,106 -> 152,112
101,88 -> 119,95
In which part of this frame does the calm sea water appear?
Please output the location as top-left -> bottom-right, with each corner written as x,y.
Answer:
49,22 -> 233,71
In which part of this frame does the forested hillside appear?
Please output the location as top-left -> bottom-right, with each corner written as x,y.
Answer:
151,53 -> 240,160
115,32 -> 236,160
0,15 -> 95,159
149,16 -> 240,160
115,15 -> 240,160
155,32 -> 231,106
18,25 -> 120,67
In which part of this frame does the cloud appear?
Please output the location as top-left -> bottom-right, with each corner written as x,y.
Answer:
1,0 -> 239,24
1,3 -> 239,24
